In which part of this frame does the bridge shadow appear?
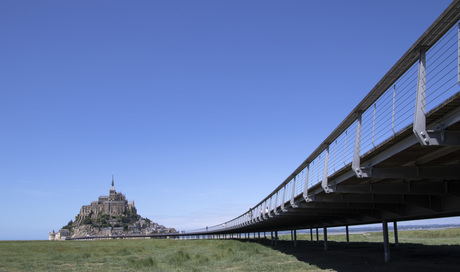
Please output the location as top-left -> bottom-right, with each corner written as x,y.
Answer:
243,238 -> 460,272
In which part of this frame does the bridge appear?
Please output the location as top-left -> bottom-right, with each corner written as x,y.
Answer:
180,1 -> 460,262
72,1 -> 460,263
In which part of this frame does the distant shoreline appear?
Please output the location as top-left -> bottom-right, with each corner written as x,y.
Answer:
271,224 -> 460,236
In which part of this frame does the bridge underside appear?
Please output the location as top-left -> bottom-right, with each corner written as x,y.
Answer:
221,95 -> 460,234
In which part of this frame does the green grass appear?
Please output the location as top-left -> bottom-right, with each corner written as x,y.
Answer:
279,227 -> 460,245
1,228 -> 459,272
0,239 -> 323,272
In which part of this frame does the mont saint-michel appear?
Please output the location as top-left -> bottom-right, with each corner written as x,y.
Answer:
49,176 -> 177,240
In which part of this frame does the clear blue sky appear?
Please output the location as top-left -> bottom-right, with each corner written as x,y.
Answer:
0,0 -> 457,240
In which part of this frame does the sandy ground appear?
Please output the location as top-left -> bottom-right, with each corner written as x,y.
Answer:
255,239 -> 460,272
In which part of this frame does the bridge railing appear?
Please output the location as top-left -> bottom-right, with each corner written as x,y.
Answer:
185,4 -> 460,235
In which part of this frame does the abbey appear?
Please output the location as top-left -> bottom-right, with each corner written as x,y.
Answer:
77,175 -> 137,223
49,175 -> 177,240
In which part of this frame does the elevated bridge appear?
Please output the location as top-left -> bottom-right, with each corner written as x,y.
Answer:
183,0 -> 460,262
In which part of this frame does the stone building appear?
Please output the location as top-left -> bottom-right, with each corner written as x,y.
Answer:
49,229 -> 70,240
76,175 -> 137,223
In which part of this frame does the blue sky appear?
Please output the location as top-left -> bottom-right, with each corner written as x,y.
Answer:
0,0 -> 457,240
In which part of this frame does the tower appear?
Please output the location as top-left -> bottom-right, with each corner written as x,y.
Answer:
110,172 -> 115,192
109,172 -> 117,201
49,230 -> 56,241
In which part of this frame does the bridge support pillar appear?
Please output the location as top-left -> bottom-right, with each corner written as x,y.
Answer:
346,225 -> 349,244
394,221 -> 399,248
310,228 -> 313,241
316,228 -> 319,242
275,231 -> 278,245
271,231 -> 274,245
382,220 -> 390,262
258,232 -> 260,243
323,227 -> 328,251
293,229 -> 297,247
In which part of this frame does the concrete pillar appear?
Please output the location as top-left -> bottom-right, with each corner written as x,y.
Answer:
394,221 -> 399,248
346,225 -> 349,244
323,227 -> 328,251
271,231 -> 274,245
275,231 -> 278,245
293,229 -> 297,247
310,228 -> 313,241
258,232 -> 260,243
383,220 -> 390,262
316,228 -> 319,242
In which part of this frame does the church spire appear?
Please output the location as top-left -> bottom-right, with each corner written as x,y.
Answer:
110,172 -> 115,191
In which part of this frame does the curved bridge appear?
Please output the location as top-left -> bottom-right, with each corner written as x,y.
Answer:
183,1 -> 460,262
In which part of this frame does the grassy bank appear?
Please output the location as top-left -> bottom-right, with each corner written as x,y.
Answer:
0,239 -> 322,272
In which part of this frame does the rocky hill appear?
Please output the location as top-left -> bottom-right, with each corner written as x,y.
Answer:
49,177 -> 177,240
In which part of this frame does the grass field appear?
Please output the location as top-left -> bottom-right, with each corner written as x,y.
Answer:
0,238 -> 321,272
1,228 -> 460,272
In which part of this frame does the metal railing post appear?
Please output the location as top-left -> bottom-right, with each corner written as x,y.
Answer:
321,145 -> 332,193
413,47 -> 429,145
269,196 -> 273,217
303,165 -> 312,202
352,112 -> 363,177
291,176 -> 298,207
274,192 -> 279,215
281,186 -> 287,212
